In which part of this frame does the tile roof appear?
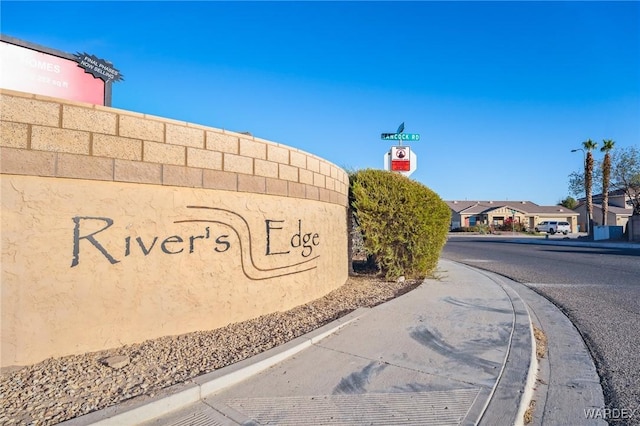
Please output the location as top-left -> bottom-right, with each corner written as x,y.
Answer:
590,204 -> 634,215
446,201 -> 538,213
446,200 -> 578,215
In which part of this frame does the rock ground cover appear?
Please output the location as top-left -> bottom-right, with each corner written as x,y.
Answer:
0,269 -> 421,425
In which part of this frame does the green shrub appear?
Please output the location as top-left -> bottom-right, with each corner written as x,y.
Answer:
475,224 -> 490,234
349,169 -> 451,280
497,221 -> 527,232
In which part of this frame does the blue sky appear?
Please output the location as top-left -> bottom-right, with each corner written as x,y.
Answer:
2,1 -> 639,206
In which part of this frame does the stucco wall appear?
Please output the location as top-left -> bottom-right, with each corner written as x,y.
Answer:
0,89 -> 349,368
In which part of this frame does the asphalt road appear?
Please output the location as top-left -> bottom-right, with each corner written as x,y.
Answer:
442,235 -> 640,424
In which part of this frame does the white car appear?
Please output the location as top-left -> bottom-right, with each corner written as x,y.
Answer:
535,221 -> 571,235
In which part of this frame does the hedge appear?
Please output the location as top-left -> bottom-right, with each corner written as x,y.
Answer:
350,169 -> 451,280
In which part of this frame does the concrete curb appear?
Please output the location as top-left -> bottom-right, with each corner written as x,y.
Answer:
515,312 -> 539,426
455,263 -> 606,425
454,263 -> 534,426
503,280 -> 607,425
59,308 -> 370,426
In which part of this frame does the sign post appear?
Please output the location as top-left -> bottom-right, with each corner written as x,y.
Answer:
381,122 -> 420,177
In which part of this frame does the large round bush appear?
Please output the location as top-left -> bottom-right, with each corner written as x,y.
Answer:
350,169 -> 450,280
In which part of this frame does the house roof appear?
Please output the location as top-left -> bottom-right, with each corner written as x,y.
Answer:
446,200 -> 578,215
446,201 -> 538,214
525,205 -> 578,214
583,203 -> 633,215
578,187 -> 639,202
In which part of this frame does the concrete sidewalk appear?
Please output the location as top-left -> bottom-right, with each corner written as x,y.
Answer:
62,260 -> 605,425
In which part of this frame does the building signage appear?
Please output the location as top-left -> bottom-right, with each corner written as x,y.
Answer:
73,52 -> 123,83
0,36 -> 121,106
70,206 -> 321,280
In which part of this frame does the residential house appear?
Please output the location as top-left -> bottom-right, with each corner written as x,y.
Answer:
447,200 -> 580,232
576,189 -> 634,229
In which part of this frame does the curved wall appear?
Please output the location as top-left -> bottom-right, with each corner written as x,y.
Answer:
0,89 -> 349,367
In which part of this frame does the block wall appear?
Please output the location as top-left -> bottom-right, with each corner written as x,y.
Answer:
0,89 -> 350,367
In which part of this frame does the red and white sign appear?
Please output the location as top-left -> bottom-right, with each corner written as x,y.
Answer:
1,41 -> 106,105
391,146 -> 411,171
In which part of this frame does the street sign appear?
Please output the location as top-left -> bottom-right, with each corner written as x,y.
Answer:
381,133 -> 420,141
383,146 -> 417,177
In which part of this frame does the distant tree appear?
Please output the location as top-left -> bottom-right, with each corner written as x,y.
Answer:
569,145 -> 640,216
610,146 -> 640,216
583,139 -> 598,235
600,139 -> 615,225
568,166 -> 602,197
559,196 -> 578,210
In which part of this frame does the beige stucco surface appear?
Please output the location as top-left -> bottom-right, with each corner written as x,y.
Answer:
1,175 -> 347,367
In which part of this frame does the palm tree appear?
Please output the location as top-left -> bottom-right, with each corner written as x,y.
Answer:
600,139 -> 615,226
583,139 -> 598,236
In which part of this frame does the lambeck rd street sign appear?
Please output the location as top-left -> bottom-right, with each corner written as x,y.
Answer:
381,133 -> 421,141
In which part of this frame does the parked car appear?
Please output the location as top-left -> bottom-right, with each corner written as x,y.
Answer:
534,221 -> 571,235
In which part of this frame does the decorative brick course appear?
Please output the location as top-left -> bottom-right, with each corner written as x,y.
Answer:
0,121 -> 29,148
187,147 -> 222,170
223,153 -> 253,175
307,156 -> 320,173
330,165 -> 339,180
57,153 -> 114,181
290,151 -> 306,168
206,131 -> 238,154
254,159 -> 279,178
93,134 -> 142,161
326,176 -> 336,191
305,184 -> 320,201
62,105 -> 117,135
114,160 -> 162,184
31,126 -> 90,155
239,138 -> 267,160
289,182 -> 306,199
320,161 -> 331,176
119,115 -> 164,142
319,188 -> 331,203
143,141 -> 185,166
0,90 -> 348,206
0,147 -> 56,177
0,92 -> 60,126
313,172 -> 325,188
266,178 -> 288,196
279,164 -> 298,182
163,165 -> 203,188
299,168 -> 314,185
166,123 -> 205,149
238,174 -> 266,194
203,169 -> 237,191
267,145 -> 289,164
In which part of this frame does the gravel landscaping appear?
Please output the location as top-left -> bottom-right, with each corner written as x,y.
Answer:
0,272 -> 421,425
